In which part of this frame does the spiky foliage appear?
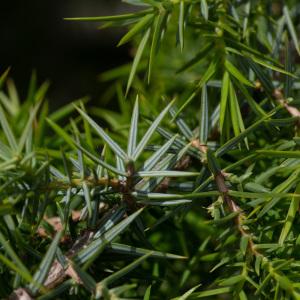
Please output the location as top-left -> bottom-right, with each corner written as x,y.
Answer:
1,0 -> 300,299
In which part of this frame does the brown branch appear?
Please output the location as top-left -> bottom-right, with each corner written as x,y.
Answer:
9,206 -> 120,299
9,289 -> 33,300
155,154 -> 192,193
122,161 -> 137,210
255,80 -> 300,121
43,230 -> 94,290
45,176 -> 123,191
191,138 -> 260,257
273,88 -> 300,118
9,134 -> 263,299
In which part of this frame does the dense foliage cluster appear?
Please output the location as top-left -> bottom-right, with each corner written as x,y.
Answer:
1,0 -> 300,299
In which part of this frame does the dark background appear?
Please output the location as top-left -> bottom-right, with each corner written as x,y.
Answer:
0,1 -> 132,108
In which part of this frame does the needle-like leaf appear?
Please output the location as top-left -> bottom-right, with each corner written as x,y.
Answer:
144,285 -> 152,300
107,243 -> 186,259
29,231 -> 63,295
199,84 -> 208,143
225,60 -> 254,87
82,181 -> 92,219
188,287 -> 232,298
178,1 -> 185,52
64,9 -> 153,22
0,67 -> 10,89
176,43 -> 213,73
174,58 -> 218,119
74,208 -> 143,265
278,182 -> 300,245
148,10 -> 167,82
74,142 -> 127,176
216,112 -> 273,157
0,231 -> 32,281
0,105 -> 18,152
169,106 -> 193,140
229,81 -> 248,148
142,134 -> 177,171
75,106 -> 128,160
118,14 -> 154,46
200,0 -> 208,20
98,252 -> 152,287
126,28 -> 151,95
71,262 -> 97,291
133,99 -> 175,161
128,96 -> 139,158
18,102 -> 41,153
46,118 -> 76,150
219,71 -> 230,134
136,170 -> 199,177
283,6 -> 300,56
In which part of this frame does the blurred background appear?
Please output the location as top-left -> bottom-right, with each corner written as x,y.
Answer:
0,0 -> 132,108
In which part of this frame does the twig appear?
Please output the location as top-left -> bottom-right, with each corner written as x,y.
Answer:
273,88 -> 300,118
9,135 -> 263,299
9,289 -> 33,300
45,176 -> 123,191
191,138 -> 260,256
9,208 -> 119,299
